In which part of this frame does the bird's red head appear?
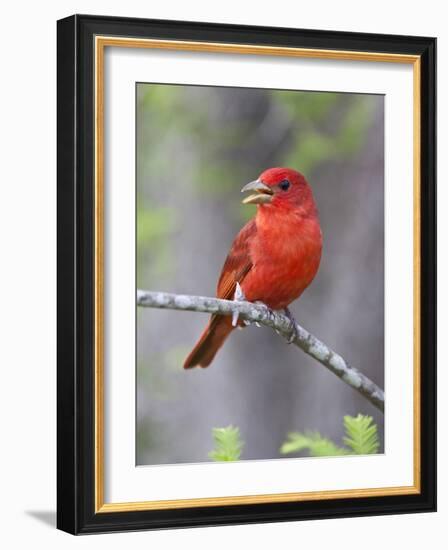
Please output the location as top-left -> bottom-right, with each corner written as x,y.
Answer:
241,167 -> 316,215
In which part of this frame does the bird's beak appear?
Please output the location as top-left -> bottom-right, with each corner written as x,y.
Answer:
241,180 -> 274,205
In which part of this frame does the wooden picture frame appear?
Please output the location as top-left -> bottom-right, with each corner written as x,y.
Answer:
57,14 -> 436,534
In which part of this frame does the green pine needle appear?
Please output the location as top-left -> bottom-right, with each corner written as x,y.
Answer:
208,426 -> 244,462
280,414 -> 380,458
342,414 -> 380,455
280,431 -> 348,457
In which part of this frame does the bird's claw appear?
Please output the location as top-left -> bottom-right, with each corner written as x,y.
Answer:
232,288 -> 269,329
252,300 -> 269,327
232,282 -> 246,327
284,307 -> 299,344
231,311 -> 239,327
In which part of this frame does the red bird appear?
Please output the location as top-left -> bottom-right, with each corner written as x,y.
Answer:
184,167 -> 322,369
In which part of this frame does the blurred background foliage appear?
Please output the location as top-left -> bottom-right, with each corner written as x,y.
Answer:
136,84 -> 384,465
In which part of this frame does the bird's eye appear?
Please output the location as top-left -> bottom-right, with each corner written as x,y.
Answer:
279,179 -> 290,191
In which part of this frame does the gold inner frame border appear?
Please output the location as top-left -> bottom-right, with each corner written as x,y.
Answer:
94,35 -> 421,513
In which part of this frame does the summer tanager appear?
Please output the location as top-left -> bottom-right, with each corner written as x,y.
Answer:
184,167 -> 322,369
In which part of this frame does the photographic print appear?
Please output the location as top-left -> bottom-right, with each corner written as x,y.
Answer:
136,84 -> 385,466
57,15 -> 435,533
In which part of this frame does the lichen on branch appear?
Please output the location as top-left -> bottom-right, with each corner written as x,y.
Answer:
137,289 -> 385,412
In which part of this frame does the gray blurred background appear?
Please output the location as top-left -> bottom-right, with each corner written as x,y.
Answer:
136,83 -> 384,465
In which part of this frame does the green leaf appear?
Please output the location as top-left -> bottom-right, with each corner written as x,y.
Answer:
280,414 -> 380,458
208,426 -> 244,462
343,414 -> 380,455
280,431 -> 348,457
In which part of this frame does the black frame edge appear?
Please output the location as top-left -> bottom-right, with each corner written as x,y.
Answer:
57,14 -> 78,535
419,37 -> 437,514
57,14 -> 437,535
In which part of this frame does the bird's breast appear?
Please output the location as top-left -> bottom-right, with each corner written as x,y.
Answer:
242,212 -> 322,310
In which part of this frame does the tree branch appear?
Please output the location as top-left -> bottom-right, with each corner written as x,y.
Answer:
137,289 -> 384,412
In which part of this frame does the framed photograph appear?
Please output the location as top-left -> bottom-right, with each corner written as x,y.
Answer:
57,14 -> 436,534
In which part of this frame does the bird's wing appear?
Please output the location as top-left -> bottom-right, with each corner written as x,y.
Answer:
183,221 -> 256,369
216,219 -> 256,300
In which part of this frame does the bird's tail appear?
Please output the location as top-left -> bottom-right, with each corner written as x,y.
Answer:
184,316 -> 234,369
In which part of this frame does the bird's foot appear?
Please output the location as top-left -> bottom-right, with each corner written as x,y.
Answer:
232,282 -> 246,327
250,301 -> 269,327
231,286 -> 270,329
243,300 -> 270,328
283,307 -> 299,344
